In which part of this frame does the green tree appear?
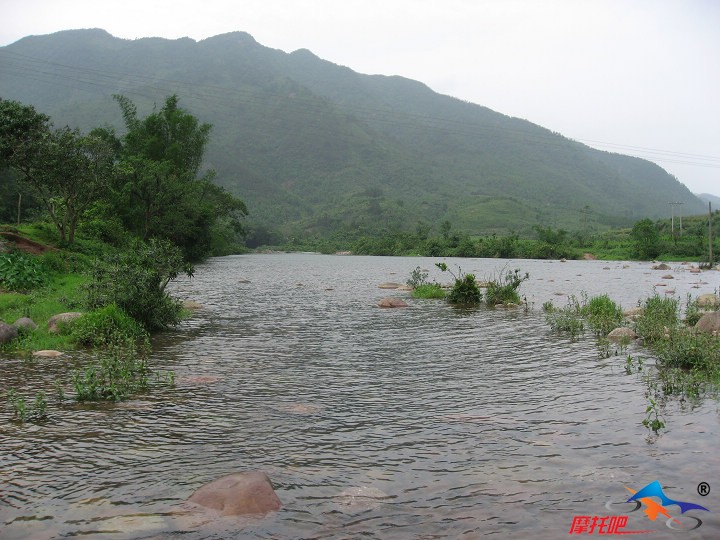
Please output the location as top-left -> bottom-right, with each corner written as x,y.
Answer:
631,218 -> 661,259
0,99 -> 49,224
0,99 -> 114,242
113,94 -> 246,260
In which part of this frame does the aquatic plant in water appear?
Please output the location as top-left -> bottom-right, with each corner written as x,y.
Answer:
436,263 -> 482,305
484,267 -> 529,306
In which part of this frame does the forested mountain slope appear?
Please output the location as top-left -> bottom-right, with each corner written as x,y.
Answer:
0,29 -> 705,240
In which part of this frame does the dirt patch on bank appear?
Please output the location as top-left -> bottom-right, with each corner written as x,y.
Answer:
0,231 -> 55,255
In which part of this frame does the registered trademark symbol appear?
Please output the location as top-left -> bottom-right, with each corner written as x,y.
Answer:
698,482 -> 710,496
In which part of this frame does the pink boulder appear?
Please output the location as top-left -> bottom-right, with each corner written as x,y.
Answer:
377,297 -> 408,308
188,472 -> 281,516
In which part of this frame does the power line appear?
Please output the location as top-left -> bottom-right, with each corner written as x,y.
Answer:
1,49 -> 719,170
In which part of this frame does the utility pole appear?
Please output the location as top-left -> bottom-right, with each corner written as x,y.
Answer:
669,202 -> 684,237
710,202 -> 714,265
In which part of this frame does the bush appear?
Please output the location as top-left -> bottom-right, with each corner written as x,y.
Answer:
406,266 -> 429,288
71,304 -> 149,350
412,283 -> 446,299
436,263 -> 482,305
580,294 -> 624,336
485,268 -> 529,306
72,347 -> 149,401
84,239 -> 193,330
0,251 -> 48,292
634,294 -> 678,343
653,327 -> 720,371
545,303 -> 584,338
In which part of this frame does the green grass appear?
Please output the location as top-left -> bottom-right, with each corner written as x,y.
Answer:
0,272 -> 87,353
411,283 -> 446,299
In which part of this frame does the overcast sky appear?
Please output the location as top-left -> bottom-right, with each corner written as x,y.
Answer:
2,0 -> 719,196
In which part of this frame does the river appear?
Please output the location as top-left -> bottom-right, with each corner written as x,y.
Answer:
1,254 -> 719,539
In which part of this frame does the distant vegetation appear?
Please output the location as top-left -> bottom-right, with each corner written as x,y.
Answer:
0,29 -> 708,244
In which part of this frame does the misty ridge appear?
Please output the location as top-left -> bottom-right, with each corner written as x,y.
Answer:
0,28 -> 707,241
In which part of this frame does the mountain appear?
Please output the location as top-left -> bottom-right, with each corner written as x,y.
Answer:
0,29 -> 707,240
696,193 -> 720,209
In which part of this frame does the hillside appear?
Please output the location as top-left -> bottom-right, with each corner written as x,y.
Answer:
0,29 -> 707,242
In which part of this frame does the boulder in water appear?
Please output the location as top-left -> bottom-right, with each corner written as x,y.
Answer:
187,472 -> 281,516
377,297 -> 408,308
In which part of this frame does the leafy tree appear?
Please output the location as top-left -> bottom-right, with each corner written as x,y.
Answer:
84,238 -> 194,330
631,218 -> 661,259
1,99 -> 115,243
113,94 -> 246,260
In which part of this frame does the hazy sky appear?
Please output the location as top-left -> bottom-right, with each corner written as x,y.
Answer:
2,0 -> 719,195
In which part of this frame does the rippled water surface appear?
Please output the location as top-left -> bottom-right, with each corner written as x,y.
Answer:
2,255 -> 720,539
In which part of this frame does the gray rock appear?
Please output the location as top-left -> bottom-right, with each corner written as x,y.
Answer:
13,317 -> 38,332
0,321 -> 19,344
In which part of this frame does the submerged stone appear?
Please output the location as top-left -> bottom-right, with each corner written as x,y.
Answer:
32,350 -> 64,358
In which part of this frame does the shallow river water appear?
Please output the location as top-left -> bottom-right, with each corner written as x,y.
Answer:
2,254 -> 720,539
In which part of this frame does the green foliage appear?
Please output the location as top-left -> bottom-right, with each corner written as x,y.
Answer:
5,389 -> 48,423
112,95 -> 247,261
684,294 -> 703,327
634,294 -> 678,343
485,268 -> 529,306
545,304 -> 585,338
631,218 -> 661,259
580,294 -> 624,336
72,347 -> 149,401
0,251 -> 48,291
436,263 -> 481,305
412,283 -> 446,299
652,328 -> 720,372
642,398 -> 665,433
84,239 -> 193,331
71,304 -> 149,350
406,266 -> 429,288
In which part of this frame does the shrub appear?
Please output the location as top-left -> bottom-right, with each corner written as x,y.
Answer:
545,304 -> 584,338
406,266 -> 429,288
436,263 -> 482,305
485,268 -> 529,306
412,283 -> 446,299
84,239 -> 193,331
72,347 -> 149,401
652,327 -> 720,371
634,294 -> 678,343
580,294 -> 624,336
0,251 -> 48,292
71,304 -> 149,350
